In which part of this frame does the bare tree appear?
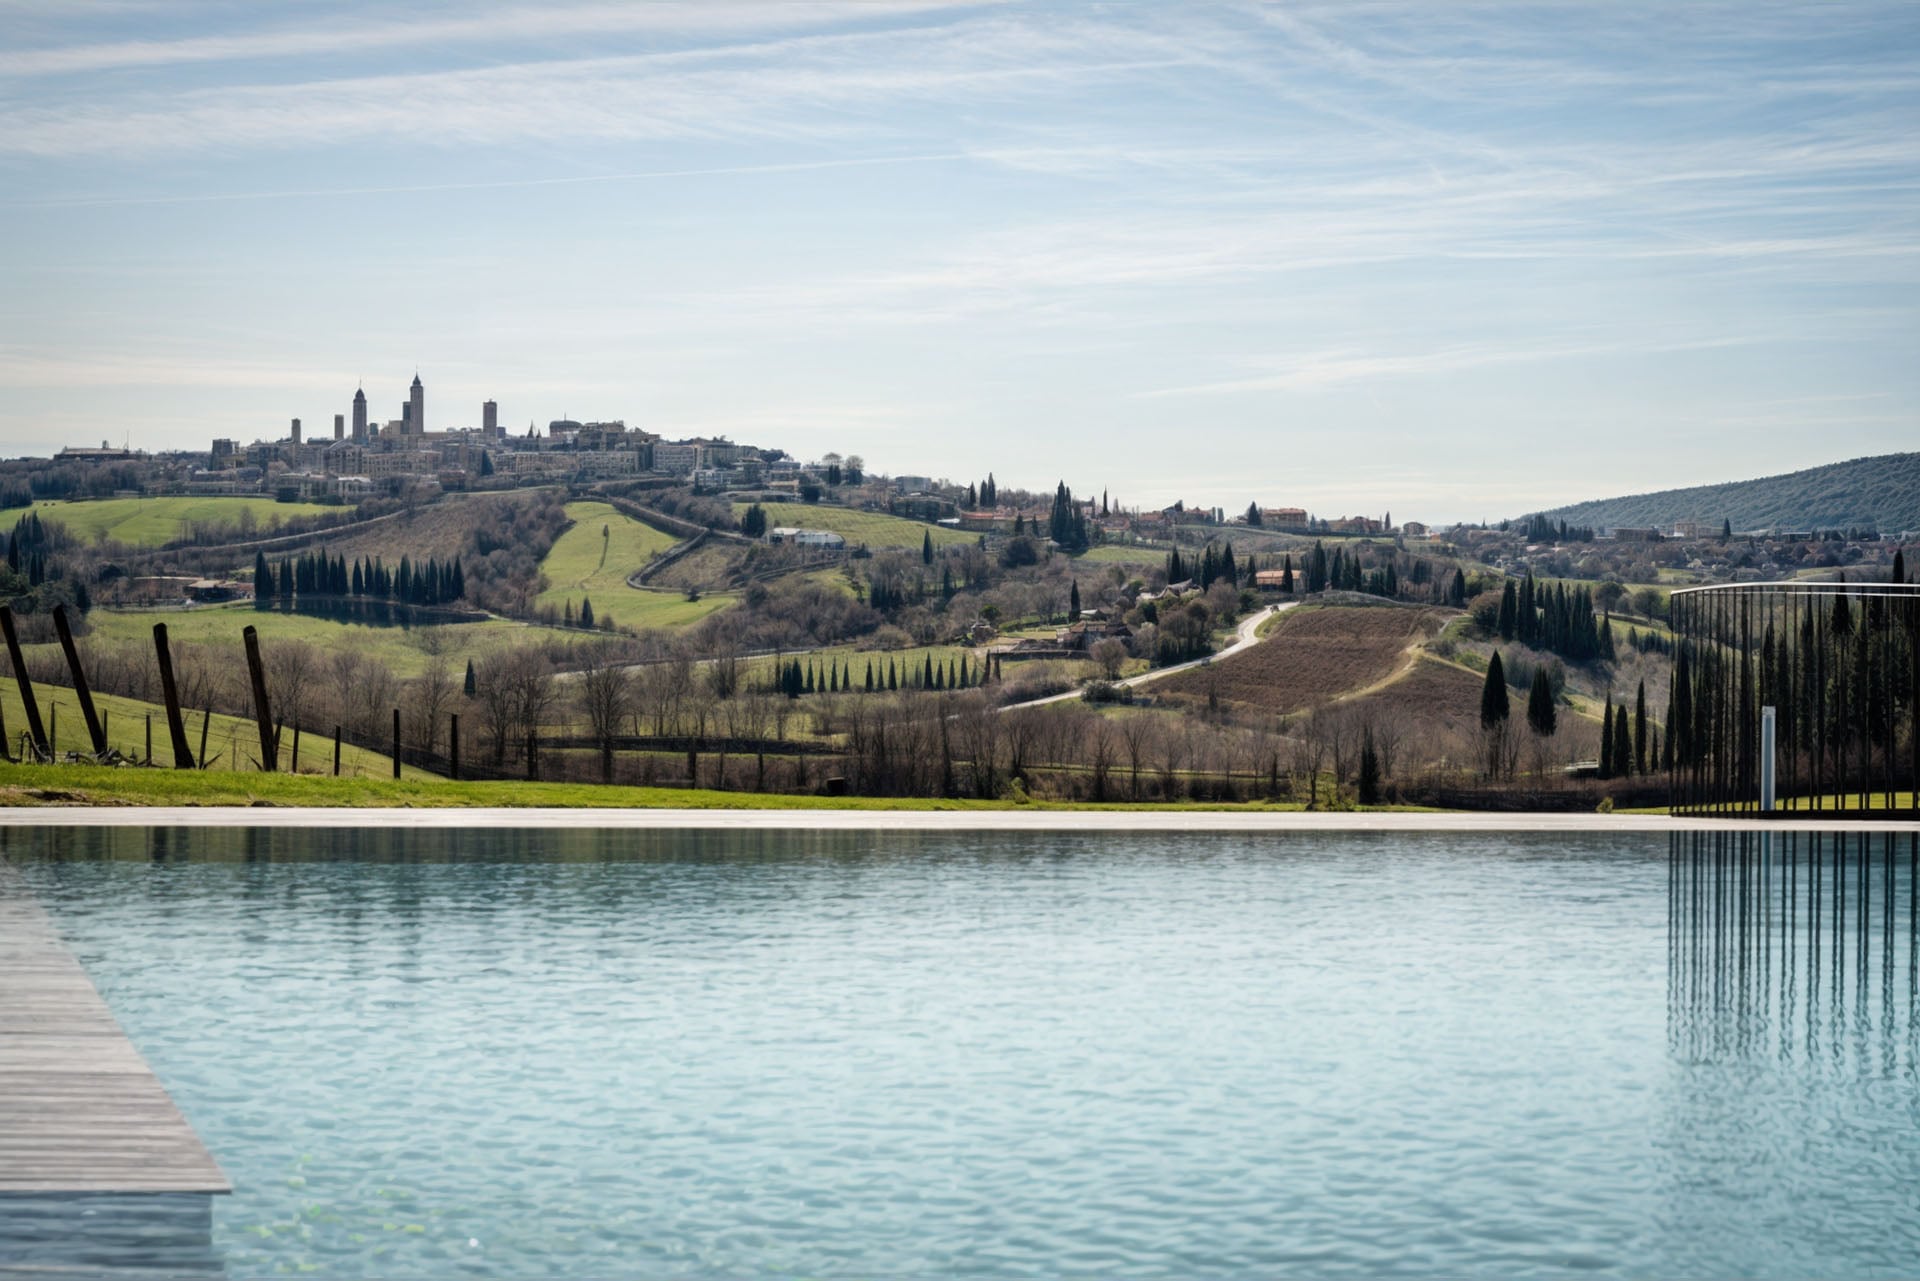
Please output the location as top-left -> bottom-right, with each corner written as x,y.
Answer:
1086,716 -> 1118,801
407,657 -> 457,757
1120,712 -> 1154,800
577,648 -> 633,782
1091,637 -> 1127,681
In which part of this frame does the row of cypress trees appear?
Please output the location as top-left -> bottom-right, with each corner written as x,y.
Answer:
772,652 -> 984,698
254,550 -> 466,618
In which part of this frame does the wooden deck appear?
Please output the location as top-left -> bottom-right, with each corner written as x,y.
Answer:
0,868 -> 229,1196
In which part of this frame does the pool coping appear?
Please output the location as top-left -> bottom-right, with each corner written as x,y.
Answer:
0,807 -> 1913,833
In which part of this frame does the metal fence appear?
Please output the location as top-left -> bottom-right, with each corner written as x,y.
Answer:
1668,581 -> 1919,816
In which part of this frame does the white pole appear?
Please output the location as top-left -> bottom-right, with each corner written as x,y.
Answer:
1760,705 -> 1777,812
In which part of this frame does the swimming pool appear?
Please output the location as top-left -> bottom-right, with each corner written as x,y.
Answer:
5,826 -> 1917,1277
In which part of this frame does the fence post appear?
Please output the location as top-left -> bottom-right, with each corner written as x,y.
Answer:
392,708 -> 401,780
51,605 -> 108,758
333,726 -> 342,777
449,713 -> 460,781
241,625 -> 276,771
153,623 -> 195,768
0,605 -> 50,759
291,724 -> 301,774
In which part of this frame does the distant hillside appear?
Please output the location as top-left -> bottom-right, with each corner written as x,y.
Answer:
1534,453 -> 1920,535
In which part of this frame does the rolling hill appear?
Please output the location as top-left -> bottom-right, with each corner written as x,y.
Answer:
1533,453 -> 1920,535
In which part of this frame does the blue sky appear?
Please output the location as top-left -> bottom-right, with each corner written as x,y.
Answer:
1,1 -> 1915,521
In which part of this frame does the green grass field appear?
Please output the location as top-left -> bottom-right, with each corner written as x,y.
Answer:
732,502 -> 977,550
0,681 -> 430,777
0,758 -> 1339,810
533,501 -> 682,608
1075,544 -> 1168,564
534,501 -> 734,631
70,603 -> 585,679
24,496 -> 336,547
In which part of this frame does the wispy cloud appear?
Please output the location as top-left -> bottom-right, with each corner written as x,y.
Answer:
0,2 -> 988,77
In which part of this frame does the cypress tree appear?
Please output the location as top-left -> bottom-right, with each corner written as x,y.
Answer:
888,660 -> 897,691
922,530 -> 933,565
1497,581 -> 1517,640
1281,555 -> 1294,594
254,552 -> 273,611
464,660 -> 476,697
1070,580 -> 1081,617
1526,668 -> 1556,738
1358,728 -> 1381,805
1613,706 -> 1634,779
1600,696 -> 1615,778
1893,548 -> 1906,584
580,597 -> 595,629
1480,652 -> 1510,729
1634,680 -> 1648,774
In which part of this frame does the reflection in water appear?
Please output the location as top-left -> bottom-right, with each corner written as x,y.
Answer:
1670,829 -> 1920,1065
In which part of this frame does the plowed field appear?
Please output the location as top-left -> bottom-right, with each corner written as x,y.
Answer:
1156,605 -> 1450,714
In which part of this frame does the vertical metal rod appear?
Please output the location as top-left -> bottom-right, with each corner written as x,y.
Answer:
1760,706 -> 1776,812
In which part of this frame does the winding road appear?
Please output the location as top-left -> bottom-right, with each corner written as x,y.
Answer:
997,599 -> 1298,712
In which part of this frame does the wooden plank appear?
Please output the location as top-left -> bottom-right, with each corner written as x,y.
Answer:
0,865 -> 230,1195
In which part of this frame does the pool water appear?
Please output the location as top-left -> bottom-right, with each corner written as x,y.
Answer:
8,827 -> 1919,1277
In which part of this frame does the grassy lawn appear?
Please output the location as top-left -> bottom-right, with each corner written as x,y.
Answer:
1075,544 -> 1167,565
593,590 -> 735,632
533,501 -> 682,610
24,496 -> 337,547
68,603 -> 586,679
731,502 -> 976,550
0,682 -> 430,777
0,759 -> 1349,810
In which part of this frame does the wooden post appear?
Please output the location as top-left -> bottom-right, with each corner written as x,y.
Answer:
51,605 -> 108,758
526,730 -> 537,782
241,625 -> 275,771
333,726 -> 342,777
145,714 -> 152,765
49,703 -> 57,757
153,624 -> 195,768
449,713 -> 460,781
392,708 -> 401,780
291,724 -> 301,774
198,708 -> 212,770
0,604 -> 49,759
0,686 -> 12,762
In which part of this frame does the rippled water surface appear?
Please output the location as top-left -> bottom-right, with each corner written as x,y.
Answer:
8,827 -> 1920,1277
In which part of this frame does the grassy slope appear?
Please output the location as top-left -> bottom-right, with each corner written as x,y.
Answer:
532,501 -> 681,608
69,603 -> 582,679
0,682 -> 430,777
732,502 -> 976,549
0,759 -> 1333,810
27,496 -> 336,547
533,500 -> 733,631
